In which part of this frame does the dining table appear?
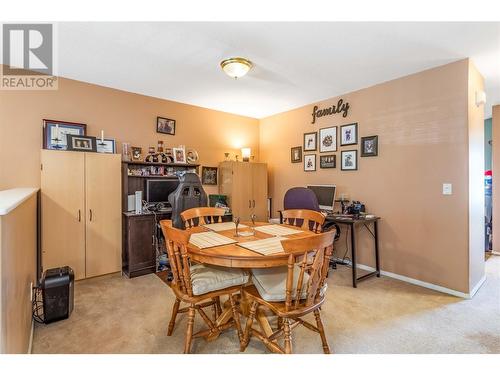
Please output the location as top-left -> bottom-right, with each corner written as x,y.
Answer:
159,221 -> 320,343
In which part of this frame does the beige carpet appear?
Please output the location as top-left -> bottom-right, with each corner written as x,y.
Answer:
32,256 -> 500,354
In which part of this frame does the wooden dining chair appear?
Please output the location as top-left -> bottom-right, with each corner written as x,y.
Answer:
282,209 -> 326,233
160,220 -> 249,353
181,207 -> 226,229
240,230 -> 335,354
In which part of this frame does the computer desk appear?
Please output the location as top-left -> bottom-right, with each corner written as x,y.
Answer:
324,214 -> 381,288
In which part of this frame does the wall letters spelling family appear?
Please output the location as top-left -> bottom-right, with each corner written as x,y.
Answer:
311,99 -> 350,124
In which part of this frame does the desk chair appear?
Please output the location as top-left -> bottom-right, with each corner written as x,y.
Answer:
181,207 -> 226,229
283,187 -> 320,211
160,220 -> 249,353
241,231 -> 335,354
168,173 -> 207,229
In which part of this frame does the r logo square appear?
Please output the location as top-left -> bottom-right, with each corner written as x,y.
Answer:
1,23 -> 57,90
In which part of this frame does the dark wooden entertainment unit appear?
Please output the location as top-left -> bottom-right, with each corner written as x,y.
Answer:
121,160 -> 199,278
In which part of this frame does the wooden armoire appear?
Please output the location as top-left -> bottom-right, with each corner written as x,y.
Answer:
218,161 -> 268,221
41,150 -> 121,280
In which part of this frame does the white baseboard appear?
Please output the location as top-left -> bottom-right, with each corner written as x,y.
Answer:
357,264 -> 486,299
27,319 -> 34,354
491,251 -> 500,256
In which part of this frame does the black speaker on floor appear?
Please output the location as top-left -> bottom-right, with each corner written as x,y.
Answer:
41,266 -> 74,324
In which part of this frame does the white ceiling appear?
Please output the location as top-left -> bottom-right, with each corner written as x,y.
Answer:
57,22 -> 500,119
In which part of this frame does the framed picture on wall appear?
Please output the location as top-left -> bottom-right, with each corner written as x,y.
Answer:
319,126 -> 337,152
303,132 -> 317,151
201,166 -> 218,185
304,154 -> 316,172
361,135 -> 378,157
320,154 -> 336,169
340,123 -> 358,146
157,116 -> 176,135
341,150 -> 358,171
66,135 -> 97,152
291,146 -> 302,163
42,119 -> 87,150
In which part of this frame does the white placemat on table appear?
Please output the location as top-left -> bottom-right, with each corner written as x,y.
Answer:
237,236 -> 286,255
203,222 -> 248,231
189,232 -> 237,249
254,224 -> 303,236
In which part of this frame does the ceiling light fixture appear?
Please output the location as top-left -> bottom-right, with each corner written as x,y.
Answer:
220,57 -> 253,79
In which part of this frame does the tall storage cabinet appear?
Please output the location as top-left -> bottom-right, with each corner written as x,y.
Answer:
41,150 -> 121,280
219,161 -> 268,221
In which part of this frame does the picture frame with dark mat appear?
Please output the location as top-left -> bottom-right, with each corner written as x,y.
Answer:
361,135 -> 378,157
291,146 -> 302,163
42,119 -> 87,150
303,132 -> 317,151
319,126 -> 337,153
66,135 -> 97,152
96,138 -> 116,153
201,166 -> 218,185
304,154 -> 316,172
340,123 -> 358,146
341,150 -> 358,171
320,154 -> 336,169
157,116 -> 176,135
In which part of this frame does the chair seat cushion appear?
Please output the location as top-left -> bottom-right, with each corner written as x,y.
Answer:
251,265 -> 327,302
190,264 -> 249,296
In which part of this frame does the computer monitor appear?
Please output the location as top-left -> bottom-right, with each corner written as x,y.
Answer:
307,184 -> 337,211
146,178 -> 179,204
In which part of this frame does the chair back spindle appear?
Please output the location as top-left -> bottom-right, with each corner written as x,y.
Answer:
282,209 -> 325,233
281,230 -> 334,312
181,207 -> 226,229
160,221 -> 195,297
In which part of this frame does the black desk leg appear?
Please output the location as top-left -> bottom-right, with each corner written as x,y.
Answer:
350,222 -> 357,288
374,220 -> 380,277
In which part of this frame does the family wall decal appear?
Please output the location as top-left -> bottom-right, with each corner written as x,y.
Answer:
311,99 -> 350,124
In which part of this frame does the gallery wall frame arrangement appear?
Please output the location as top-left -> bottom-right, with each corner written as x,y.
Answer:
320,154 -> 336,169
319,126 -> 337,153
291,146 -> 302,163
340,123 -> 358,146
341,150 -> 358,171
157,116 -> 176,135
304,154 -> 316,172
201,166 -> 218,185
361,135 -> 378,157
303,132 -> 317,151
42,119 -> 87,150
66,135 -> 97,152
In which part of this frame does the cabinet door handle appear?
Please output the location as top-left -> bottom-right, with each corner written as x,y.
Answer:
249,200 -> 251,208
89,209 -> 93,222
78,209 -> 81,222
253,200 -> 255,208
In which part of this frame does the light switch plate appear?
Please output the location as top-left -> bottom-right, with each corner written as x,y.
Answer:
443,183 -> 452,195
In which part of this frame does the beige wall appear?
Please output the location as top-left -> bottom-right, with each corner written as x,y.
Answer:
0,194 -> 37,353
492,105 -> 500,254
0,73 -> 260,193
467,62 -> 485,290
260,59 -> 479,294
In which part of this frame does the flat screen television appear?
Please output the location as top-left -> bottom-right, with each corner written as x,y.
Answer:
145,178 -> 179,204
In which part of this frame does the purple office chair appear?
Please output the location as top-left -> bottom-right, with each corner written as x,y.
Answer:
283,187 -> 321,211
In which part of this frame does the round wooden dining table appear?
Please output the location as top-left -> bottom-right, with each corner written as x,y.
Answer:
185,221 -> 317,268
183,221 -> 319,343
